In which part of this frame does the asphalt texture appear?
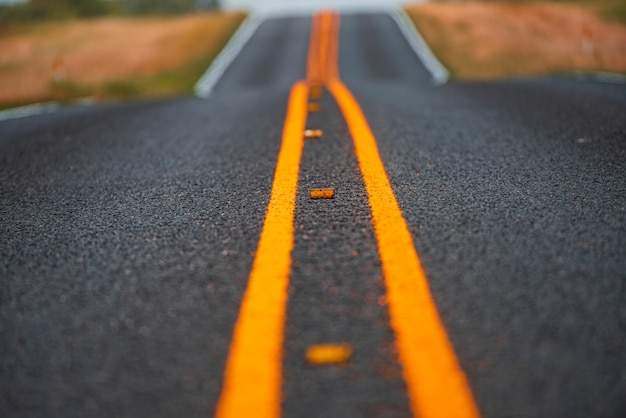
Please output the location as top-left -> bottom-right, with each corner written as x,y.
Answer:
1,12 -> 626,418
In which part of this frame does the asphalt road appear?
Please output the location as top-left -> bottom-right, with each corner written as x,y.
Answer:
1,12 -> 625,418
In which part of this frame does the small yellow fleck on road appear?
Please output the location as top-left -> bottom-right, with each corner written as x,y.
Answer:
308,102 -> 321,112
304,129 -> 323,139
309,188 -> 335,199
305,343 -> 353,365
310,84 -> 324,99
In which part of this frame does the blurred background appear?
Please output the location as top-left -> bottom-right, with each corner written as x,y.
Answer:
1,0 -> 625,110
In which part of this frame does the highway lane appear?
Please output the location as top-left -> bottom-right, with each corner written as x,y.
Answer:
2,12 -> 626,418
340,14 -> 626,418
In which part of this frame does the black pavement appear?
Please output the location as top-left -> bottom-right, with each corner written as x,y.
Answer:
1,13 -> 625,418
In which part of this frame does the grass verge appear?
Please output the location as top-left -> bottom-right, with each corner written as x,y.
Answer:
0,11 -> 246,109
406,1 -> 626,80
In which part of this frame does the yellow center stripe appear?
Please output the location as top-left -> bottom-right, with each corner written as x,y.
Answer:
312,9 -> 481,418
216,12 -> 334,418
327,79 -> 481,418
216,10 -> 481,418
214,81 -> 308,418
307,11 -> 339,84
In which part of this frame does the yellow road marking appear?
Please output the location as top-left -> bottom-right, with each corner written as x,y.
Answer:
306,11 -> 322,85
215,81 -> 309,418
305,343 -> 353,365
216,11 -> 335,418
309,85 -> 323,99
307,102 -> 321,112
307,11 -> 338,84
217,9 -> 480,418
319,9 -> 480,418
327,67 -> 480,418
304,129 -> 323,139
309,188 -> 335,199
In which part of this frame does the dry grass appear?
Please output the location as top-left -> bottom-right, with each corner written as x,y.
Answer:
0,11 -> 246,107
406,1 -> 626,79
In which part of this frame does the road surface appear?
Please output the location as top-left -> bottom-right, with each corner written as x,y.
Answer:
1,12 -> 625,418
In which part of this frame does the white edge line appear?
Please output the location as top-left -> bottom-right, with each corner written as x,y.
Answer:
194,14 -> 264,98
0,102 -> 59,122
389,7 -> 449,86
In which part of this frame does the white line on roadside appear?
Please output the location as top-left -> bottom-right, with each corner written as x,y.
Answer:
0,102 -> 59,122
389,7 -> 449,86
194,14 -> 265,98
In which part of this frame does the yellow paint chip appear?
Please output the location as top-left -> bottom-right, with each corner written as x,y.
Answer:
308,102 -> 321,112
304,129 -> 323,139
305,343 -> 353,365
310,84 -> 324,99
309,188 -> 335,199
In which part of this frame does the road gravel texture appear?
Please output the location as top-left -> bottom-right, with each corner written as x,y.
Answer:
1,13 -> 625,418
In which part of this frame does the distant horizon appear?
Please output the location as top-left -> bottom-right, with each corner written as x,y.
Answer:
222,0 -> 409,12
0,0 -> 413,11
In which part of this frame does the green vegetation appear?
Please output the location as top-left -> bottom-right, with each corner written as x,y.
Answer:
430,0 -> 626,25
596,0 -> 626,24
0,0 -> 113,24
0,8 -> 246,109
42,12 -> 244,104
406,0 -> 626,80
97,40 -> 239,100
538,1 -> 626,25
0,0 -> 221,25
120,0 -> 221,15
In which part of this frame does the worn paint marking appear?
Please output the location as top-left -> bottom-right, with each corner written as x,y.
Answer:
305,343 -> 353,365
307,102 -> 322,112
304,129 -> 323,139
309,188 -> 335,199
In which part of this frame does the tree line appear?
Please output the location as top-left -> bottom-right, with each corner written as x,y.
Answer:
0,0 -> 221,23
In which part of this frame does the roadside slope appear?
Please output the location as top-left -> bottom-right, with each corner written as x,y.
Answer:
0,11 -> 246,108
406,1 -> 626,79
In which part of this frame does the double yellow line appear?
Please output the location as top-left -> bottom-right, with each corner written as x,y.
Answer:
307,10 -> 340,84
216,11 -> 480,418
